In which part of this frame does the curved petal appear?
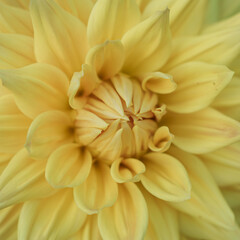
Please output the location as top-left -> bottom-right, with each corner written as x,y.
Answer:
73,162 -> 118,214
0,0 -> 30,9
30,0 -> 88,76
0,203 -> 22,240
0,63 -> 69,119
122,9 -> 171,75
25,110 -> 74,160
46,144 -> 92,188
98,182 -> 148,240
0,2 -> 32,35
0,95 -> 31,153
169,147 -> 236,230
0,152 -> 13,175
160,62 -> 233,113
87,0 -> 140,46
141,152 -> 191,202
86,40 -> 125,80
0,149 -> 54,209
166,108 -> 240,154
0,33 -> 35,69
18,189 -> 86,240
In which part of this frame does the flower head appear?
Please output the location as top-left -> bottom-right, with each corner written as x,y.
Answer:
0,0 -> 240,239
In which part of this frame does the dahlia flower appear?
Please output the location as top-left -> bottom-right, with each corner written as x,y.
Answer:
0,0 -> 240,239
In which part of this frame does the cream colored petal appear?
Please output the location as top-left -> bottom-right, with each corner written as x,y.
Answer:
140,71 -> 176,94
148,126 -> 173,152
25,110 -> 74,160
69,215 -> 102,240
86,40 -> 125,80
0,33 -> 35,69
111,158 -> 146,183
0,95 -> 31,154
141,152 -> 191,202
0,204 -> 22,240
169,147 -> 236,230
46,144 -> 92,188
0,2 -> 32,35
143,0 -> 207,37
98,182 -> 148,240
30,0 -> 88,77
0,149 -> 54,209
167,26 -> 240,70
166,108 -> 240,154
87,0 -> 140,46
0,0 -> 30,9
161,62 -> 233,113
0,63 -> 69,119
122,9 -> 171,75
68,64 -> 99,109
55,0 -> 93,25
200,142 -> 240,187
0,152 -> 13,175
142,187 -> 179,240
179,213 -> 240,240
73,162 -> 118,214
19,189 -> 86,240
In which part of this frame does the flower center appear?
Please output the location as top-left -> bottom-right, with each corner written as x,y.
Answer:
74,74 -> 166,162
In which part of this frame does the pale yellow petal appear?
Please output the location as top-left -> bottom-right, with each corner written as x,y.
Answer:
55,0 -> 93,25
73,162 -> 118,214
160,62 -> 233,113
169,147 -> 236,230
87,0 -> 140,46
0,2 -> 33,35
25,110 -> 74,160
0,152 -> 13,175
122,9 -> 171,75
142,187 -> 179,240
0,33 -> 35,69
68,64 -> 99,109
0,149 -> 54,209
0,95 -> 31,154
141,152 -> 191,202
111,158 -> 145,183
46,144 -> 92,188
166,108 -> 240,154
86,40 -> 125,80
0,204 -> 22,240
0,63 -> 69,119
18,189 -> 86,240
200,142 -> 240,187
98,182 -> 148,240
140,71 -> 177,94
30,0 -> 88,77
0,0 -> 30,9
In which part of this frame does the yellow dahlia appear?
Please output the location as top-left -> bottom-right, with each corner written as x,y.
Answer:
0,0 -> 240,239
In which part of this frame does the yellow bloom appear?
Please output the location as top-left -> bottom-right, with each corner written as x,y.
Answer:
0,0 -> 240,239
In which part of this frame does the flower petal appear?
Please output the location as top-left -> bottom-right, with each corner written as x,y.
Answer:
0,33 -> 35,69
30,0 -> 88,76
0,204 -> 22,240
0,95 -> 31,153
160,62 -> 233,113
166,108 -> 240,154
0,152 -> 13,175
55,0 -> 93,25
74,162 -> 118,214
86,40 -> 125,80
0,0 -> 30,9
18,189 -> 86,240
46,144 -> 92,188
25,110 -> 74,160
0,149 -> 54,209
200,142 -> 240,187
87,0 -> 140,46
169,147 -> 236,230
141,152 -> 191,202
122,9 -> 171,75
0,2 -> 33,35
98,182 -> 148,240
0,63 -> 69,119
